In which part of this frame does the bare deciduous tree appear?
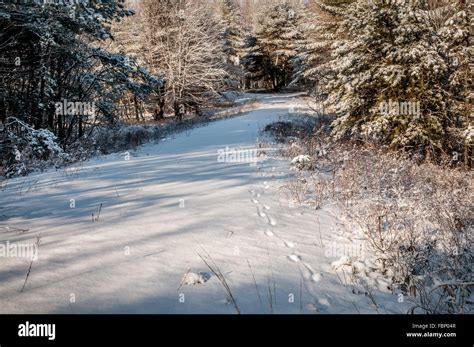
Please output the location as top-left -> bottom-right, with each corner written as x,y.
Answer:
135,0 -> 228,119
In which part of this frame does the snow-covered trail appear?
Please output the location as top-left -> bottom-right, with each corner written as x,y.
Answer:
0,93 -> 404,313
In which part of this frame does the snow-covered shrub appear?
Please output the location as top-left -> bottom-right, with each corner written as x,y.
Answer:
273,123 -> 473,313
291,155 -> 313,170
1,118 -> 66,177
78,119 -> 197,158
85,124 -> 159,155
333,149 -> 473,314
263,121 -> 315,144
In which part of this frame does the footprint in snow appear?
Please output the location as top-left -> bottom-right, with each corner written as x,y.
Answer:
311,273 -> 322,283
267,216 -> 277,226
263,205 -> 270,210
284,241 -> 296,248
264,230 -> 274,237
301,263 -> 321,283
318,298 -> 331,307
287,254 -> 302,263
251,198 -> 259,204
331,256 -> 351,270
179,271 -> 211,287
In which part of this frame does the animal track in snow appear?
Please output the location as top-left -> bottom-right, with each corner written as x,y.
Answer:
288,254 -> 302,262
251,198 -> 259,204
318,298 -> 331,307
267,216 -> 277,226
264,230 -> 274,237
284,241 -> 295,248
256,206 -> 267,218
301,263 -> 322,283
179,271 -> 211,287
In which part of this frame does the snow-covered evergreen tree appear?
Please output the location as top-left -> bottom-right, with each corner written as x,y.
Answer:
219,0 -> 245,67
241,33 -> 273,89
437,0 -> 473,162
325,0 -> 467,155
216,0 -> 246,89
242,1 -> 305,91
0,1 -> 161,144
293,0 -> 352,87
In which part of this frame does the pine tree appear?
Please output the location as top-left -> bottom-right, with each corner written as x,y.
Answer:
242,1 -> 305,91
219,0 -> 245,68
0,1 -> 160,144
219,0 -> 247,89
325,0 -> 461,155
241,33 -> 273,89
437,0 -> 473,165
293,0 -> 352,88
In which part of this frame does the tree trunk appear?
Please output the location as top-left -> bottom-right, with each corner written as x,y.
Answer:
174,101 -> 183,121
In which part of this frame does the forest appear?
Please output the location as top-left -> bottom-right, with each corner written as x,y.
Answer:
0,0 -> 472,317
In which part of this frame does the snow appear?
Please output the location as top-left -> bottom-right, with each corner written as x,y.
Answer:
180,271 -> 211,287
0,93 -> 410,314
291,154 -> 312,170
311,273 -> 321,283
331,257 -> 352,271
287,254 -> 302,263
